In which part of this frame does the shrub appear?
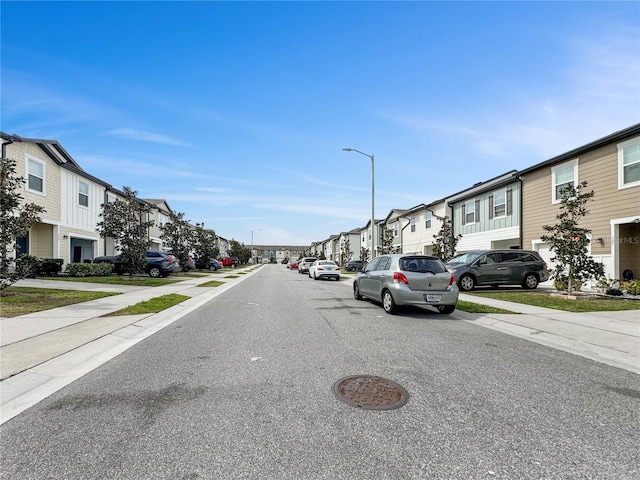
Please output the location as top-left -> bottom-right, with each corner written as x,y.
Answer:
37,258 -> 63,275
66,262 -> 113,277
625,280 -> 640,296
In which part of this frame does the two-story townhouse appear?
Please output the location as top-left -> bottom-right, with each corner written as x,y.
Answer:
382,209 -> 408,254
398,200 -> 450,255
519,123 -> 640,282
2,133 -> 110,267
144,199 -> 173,251
447,170 -> 521,253
337,228 -> 362,264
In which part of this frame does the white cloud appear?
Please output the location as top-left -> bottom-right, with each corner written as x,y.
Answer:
107,128 -> 191,147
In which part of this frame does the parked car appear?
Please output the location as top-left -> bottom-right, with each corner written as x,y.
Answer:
353,254 -> 458,315
281,258 -> 289,264
94,251 -> 175,278
445,249 -> 550,291
289,259 -> 299,270
345,260 -> 364,272
308,260 -> 340,281
219,257 -> 239,267
209,259 -> 224,271
298,257 -> 318,274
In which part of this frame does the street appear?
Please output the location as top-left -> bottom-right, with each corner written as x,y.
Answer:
1,265 -> 639,479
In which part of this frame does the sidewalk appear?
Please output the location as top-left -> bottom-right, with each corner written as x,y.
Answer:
1,270 -> 638,425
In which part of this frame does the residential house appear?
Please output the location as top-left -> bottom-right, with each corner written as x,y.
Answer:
144,199 -> 173,251
398,200 -> 449,255
519,123 -> 640,283
382,209 -> 408,254
447,170 -> 521,252
2,133 -> 110,267
337,228 -> 362,264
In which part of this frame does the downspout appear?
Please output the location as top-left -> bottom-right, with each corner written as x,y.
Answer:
518,174 -> 523,249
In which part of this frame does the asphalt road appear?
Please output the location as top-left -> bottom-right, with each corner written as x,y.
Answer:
1,265 -> 639,479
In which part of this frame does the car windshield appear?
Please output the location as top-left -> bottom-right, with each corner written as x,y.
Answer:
446,252 -> 483,264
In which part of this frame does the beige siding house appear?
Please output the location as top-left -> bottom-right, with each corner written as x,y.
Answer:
520,124 -> 640,283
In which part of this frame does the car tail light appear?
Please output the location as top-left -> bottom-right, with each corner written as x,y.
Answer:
449,274 -> 456,286
393,272 -> 409,285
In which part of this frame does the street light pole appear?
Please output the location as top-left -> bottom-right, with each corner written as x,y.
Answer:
343,148 -> 375,259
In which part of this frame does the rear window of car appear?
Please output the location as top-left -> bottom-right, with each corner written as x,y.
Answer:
304,258 -> 317,262
400,257 -> 447,273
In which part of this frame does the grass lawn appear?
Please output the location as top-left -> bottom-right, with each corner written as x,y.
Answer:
103,294 -> 190,317
455,300 -> 515,314
468,291 -> 640,312
198,280 -> 225,287
38,275 -> 182,287
0,287 -> 119,318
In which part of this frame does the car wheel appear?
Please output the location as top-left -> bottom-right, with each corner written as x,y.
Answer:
438,305 -> 455,314
382,290 -> 398,315
313,272 -> 318,280
459,274 -> 475,291
354,283 -> 363,300
149,266 -> 161,278
522,273 -> 539,289
308,272 -> 311,278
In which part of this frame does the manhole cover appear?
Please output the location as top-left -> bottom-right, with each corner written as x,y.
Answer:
333,375 -> 409,410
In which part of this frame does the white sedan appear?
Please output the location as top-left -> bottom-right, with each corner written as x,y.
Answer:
308,260 -> 341,281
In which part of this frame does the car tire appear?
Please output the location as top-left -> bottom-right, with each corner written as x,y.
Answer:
308,272 -> 311,278
438,305 -> 455,314
382,289 -> 398,315
354,283 -> 363,300
313,272 -> 318,280
522,273 -> 539,289
149,266 -> 161,278
459,274 -> 475,291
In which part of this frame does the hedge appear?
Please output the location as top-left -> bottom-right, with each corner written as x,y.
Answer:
66,262 -> 113,277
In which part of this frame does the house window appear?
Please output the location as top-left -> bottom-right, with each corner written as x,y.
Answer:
618,138 -> 640,189
78,181 -> 89,207
552,159 -> 577,202
490,190 -> 506,218
410,217 -> 416,233
424,211 -> 432,229
462,200 -> 478,225
391,222 -> 398,237
27,157 -> 45,193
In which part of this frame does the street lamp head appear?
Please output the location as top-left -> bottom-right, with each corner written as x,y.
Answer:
342,148 -> 352,151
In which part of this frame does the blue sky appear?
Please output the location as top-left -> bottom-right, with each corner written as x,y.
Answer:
2,1 -> 639,246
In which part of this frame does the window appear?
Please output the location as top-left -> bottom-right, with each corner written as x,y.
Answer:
424,211 -> 432,229
552,160 -> 577,203
391,222 -> 399,237
27,157 -> 45,193
78,181 -> 89,207
410,217 -> 416,233
490,190 -> 506,218
462,200 -> 479,225
618,138 -> 640,189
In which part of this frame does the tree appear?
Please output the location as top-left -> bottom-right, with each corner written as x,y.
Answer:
228,240 -> 251,264
380,227 -> 396,254
192,223 -> 218,269
360,246 -> 370,262
432,214 -> 461,261
161,211 -> 194,270
341,237 -> 352,265
0,156 -> 46,290
541,181 -> 604,294
96,187 -> 153,275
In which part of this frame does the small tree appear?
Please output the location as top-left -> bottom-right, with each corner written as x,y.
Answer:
96,186 -> 153,275
192,223 -> 218,269
228,239 -> 251,264
541,181 -> 604,294
161,211 -> 194,270
0,156 -> 46,289
360,246 -> 370,262
432,214 -> 461,261
380,227 -> 396,254
341,237 -> 351,265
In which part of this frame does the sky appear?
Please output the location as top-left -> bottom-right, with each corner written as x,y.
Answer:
2,1 -> 639,247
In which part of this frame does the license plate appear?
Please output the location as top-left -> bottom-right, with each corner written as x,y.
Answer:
425,294 -> 441,302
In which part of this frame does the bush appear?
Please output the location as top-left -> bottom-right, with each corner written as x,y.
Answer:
37,258 -> 63,276
66,262 -> 113,277
625,279 -> 640,296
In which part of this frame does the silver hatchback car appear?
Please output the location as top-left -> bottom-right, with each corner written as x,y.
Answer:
353,254 -> 459,315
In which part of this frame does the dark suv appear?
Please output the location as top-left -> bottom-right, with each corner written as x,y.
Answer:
445,250 -> 549,291
345,260 -> 364,272
93,251 -> 176,278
